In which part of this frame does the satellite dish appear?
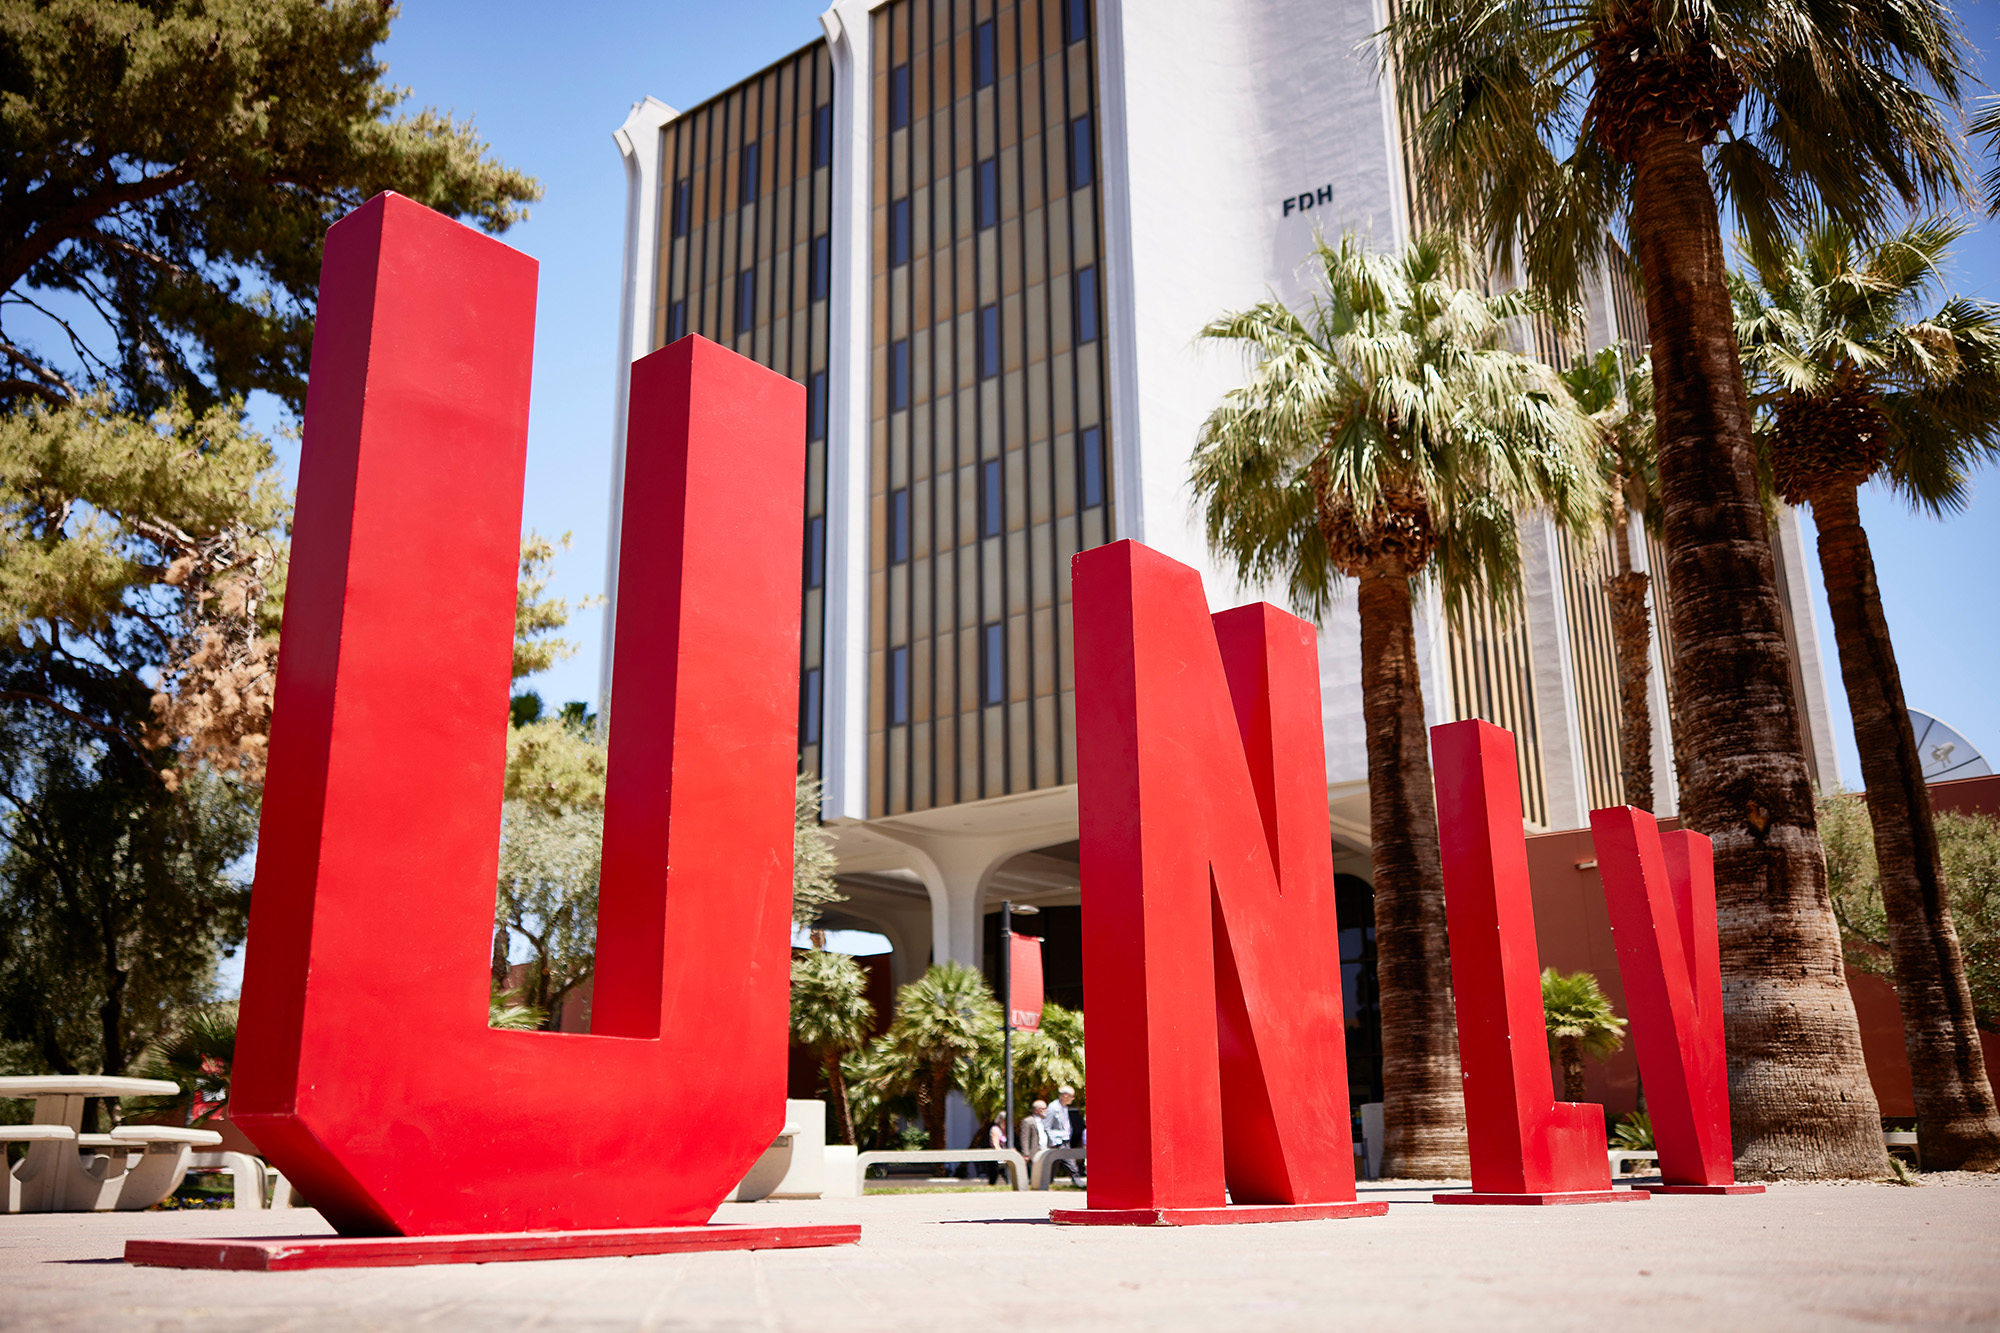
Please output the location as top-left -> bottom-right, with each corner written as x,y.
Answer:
1908,709 -> 1993,782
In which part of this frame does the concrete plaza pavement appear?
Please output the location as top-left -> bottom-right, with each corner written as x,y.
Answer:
3,1176 -> 1996,1331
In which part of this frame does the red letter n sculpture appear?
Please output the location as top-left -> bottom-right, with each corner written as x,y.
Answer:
1054,540 -> 1385,1226
1431,719 -> 1647,1205
227,194 -> 837,1244
1590,808 -> 1763,1194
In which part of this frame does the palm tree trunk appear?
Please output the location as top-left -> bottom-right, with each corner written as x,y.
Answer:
1357,563 -> 1468,1178
1605,505 -> 1655,811
1809,482 -> 2000,1170
1560,1036 -> 1587,1103
924,1066 -> 949,1149
824,1053 -> 856,1146
1626,126 -> 1885,1179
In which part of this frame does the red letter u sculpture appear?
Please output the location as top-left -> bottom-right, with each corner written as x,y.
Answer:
224,194 -> 849,1248
1590,808 -> 1764,1194
1431,719 -> 1648,1205
1053,540 -> 1385,1226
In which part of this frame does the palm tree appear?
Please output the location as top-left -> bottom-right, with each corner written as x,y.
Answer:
881,962 -> 999,1149
967,1001 -> 1086,1120
789,949 -> 877,1145
1542,968 -> 1629,1102
1383,0 -> 1977,1179
792,774 -> 842,945
1974,96 -> 2000,215
1733,217 -> 2000,1171
837,1041 -> 913,1152
132,1003 -> 237,1125
1193,231 -> 1599,1178
1561,349 -> 1662,811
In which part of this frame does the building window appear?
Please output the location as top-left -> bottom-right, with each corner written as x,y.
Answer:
889,63 -> 911,130
1074,265 -> 1099,344
740,141 -> 760,204
889,487 -> 910,563
813,103 -> 833,168
803,667 -> 823,745
978,304 -> 999,379
890,197 -> 911,265
672,177 -> 692,236
808,370 -> 827,441
890,338 -> 910,410
668,299 -> 686,343
975,20 -> 997,87
735,269 -> 756,336
981,622 -> 1005,706
810,233 -> 831,301
1069,115 -> 1094,190
1064,0 -> 1089,44
977,158 -> 999,230
889,645 -> 910,726
806,514 -> 825,588
1079,426 -> 1103,508
981,458 -> 1002,537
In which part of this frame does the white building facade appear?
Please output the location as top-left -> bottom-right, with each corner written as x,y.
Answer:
600,0 -> 1841,1101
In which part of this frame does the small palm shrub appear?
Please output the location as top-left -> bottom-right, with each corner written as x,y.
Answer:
1541,968 -> 1627,1102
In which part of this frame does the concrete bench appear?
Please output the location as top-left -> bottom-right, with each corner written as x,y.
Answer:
76,1126 -> 223,1211
184,1151 -> 276,1210
1029,1148 -> 1086,1190
1884,1130 -> 1920,1169
4,1125 -> 77,1213
1608,1148 -> 1659,1175
855,1148 -> 1027,1192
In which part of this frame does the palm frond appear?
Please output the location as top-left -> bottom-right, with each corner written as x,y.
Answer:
1193,230 -> 1602,617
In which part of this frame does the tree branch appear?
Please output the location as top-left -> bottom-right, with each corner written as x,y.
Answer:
0,377 -> 71,405
0,337 -> 79,399
0,690 -> 149,754
0,165 -> 197,298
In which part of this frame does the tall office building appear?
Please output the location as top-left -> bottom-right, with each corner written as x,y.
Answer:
603,0 -> 1841,1100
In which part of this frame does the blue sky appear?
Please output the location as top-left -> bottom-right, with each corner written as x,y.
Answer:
340,1 -> 2000,787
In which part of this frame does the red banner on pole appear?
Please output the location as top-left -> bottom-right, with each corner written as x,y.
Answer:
1009,932 -> 1044,1031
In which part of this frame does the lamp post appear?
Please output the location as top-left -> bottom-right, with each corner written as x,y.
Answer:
1001,900 -> 1039,1154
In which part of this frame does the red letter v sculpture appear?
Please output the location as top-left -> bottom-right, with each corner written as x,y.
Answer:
219,194 -> 846,1249
1431,720 -> 1648,1205
1054,540 -> 1385,1226
1590,808 -> 1763,1194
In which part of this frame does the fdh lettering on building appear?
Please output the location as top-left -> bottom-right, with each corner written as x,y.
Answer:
1283,184 -> 1333,216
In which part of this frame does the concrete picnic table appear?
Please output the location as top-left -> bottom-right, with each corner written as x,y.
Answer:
1,1075 -> 221,1213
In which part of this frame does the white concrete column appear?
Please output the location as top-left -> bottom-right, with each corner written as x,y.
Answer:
817,0 -> 875,822
599,96 -> 677,715
1771,504 -> 1842,791
869,831 -> 1027,971
1624,507 -> 1681,815
1521,516 -> 1589,830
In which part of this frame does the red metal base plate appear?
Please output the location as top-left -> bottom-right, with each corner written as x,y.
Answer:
1434,1189 -> 1650,1206
1050,1200 -> 1388,1227
1645,1183 -> 1767,1195
125,1223 -> 862,1271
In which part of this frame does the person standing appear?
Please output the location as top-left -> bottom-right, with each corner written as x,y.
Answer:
981,1114 -> 1008,1185
1018,1099 -> 1047,1159
1043,1086 -> 1074,1150
1043,1085 -> 1079,1184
